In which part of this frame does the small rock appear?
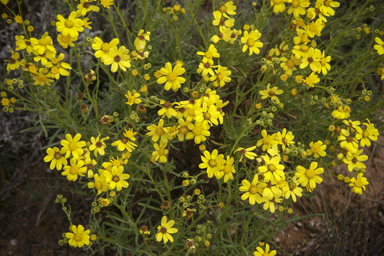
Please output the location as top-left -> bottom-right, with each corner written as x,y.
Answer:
10,239 -> 17,246
293,227 -> 298,231
275,237 -> 280,242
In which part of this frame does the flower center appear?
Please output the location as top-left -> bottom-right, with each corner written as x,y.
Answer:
114,55 -> 121,62
268,164 -> 276,172
346,136 -> 353,143
263,137 -> 270,144
101,43 -> 110,53
158,148 -> 165,156
217,73 -> 224,81
51,66 -> 59,75
320,58 -> 327,66
305,168 -> 316,179
247,38 -> 255,47
180,126 -> 188,134
205,51 -> 213,59
156,127 -> 165,135
112,175 -> 120,182
10,59 -> 16,64
291,0 -> 299,7
121,137 -> 128,144
163,101 -> 172,108
268,91 -> 275,97
309,22 -> 317,32
352,157 -> 358,164
83,2 -> 90,8
54,152 -> 62,159
282,138 -> 288,145
250,186 -> 258,194
362,130 -> 369,138
65,20 -> 74,28
74,233 -> 83,241
300,45 -> 309,52
219,5 -> 227,13
204,112 -> 211,120
160,227 -> 167,234
70,166 -> 79,175
69,142 -> 77,151
307,57 -> 314,63
167,72 -> 177,82
96,141 -> 103,148
39,38 -> 49,46
223,164 -> 232,174
37,74 -> 47,82
192,126 -> 201,135
94,181 -> 102,190
355,179 -> 363,187
208,159 -> 217,167
204,63 -> 211,69
219,20 -> 225,26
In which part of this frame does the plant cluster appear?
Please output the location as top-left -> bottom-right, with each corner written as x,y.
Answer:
1,0 -> 384,255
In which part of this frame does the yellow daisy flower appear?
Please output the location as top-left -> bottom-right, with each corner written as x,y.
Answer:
44,147 -> 68,170
156,216 -> 178,244
92,37 -> 120,59
259,83 -> 284,104
62,158 -> 87,181
56,11 -> 84,38
254,243 -> 277,256
103,166 -> 130,191
186,121 -> 211,144
146,119 -> 173,144
152,142 -> 169,163
61,133 -> 86,159
88,173 -> 109,195
125,91 -> 141,105
241,29 -> 263,55
65,225 -> 90,248
374,37 -> 384,55
307,140 -> 326,158
213,1 -> 237,20
222,156 -> 236,183
77,0 -> 100,16
102,46 -> 131,73
295,162 -> 324,190
196,44 -> 220,65
157,62 -> 186,91
198,149 -> 225,178
349,173 -> 369,195
234,146 -> 257,162
134,29 -> 150,52
270,0 -> 291,14
239,175 -> 264,205
89,134 -> 109,157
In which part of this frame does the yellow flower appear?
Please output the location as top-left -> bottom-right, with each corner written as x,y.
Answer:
88,173 -> 109,195
50,53 -> 72,80
89,134 -> 109,157
224,28 -> 242,44
254,243 -> 277,256
56,11 -> 84,38
44,147 -> 68,170
331,105 -> 351,119
77,0 -> 100,16
1,0 -> 10,5
257,130 -> 278,151
212,11 -> 234,29
343,150 -> 368,172
213,1 -> 237,20
103,166 -> 130,191
259,83 -> 284,104
66,225 -> 90,248
152,142 -> 169,163
100,0 -> 114,8
32,69 -> 54,86
276,128 -> 295,150
57,33 -> 77,49
211,26 -> 232,43
14,14 -> 23,23
299,47 -> 321,72
15,35 -> 33,53
196,44 -> 220,65
319,0 -> 340,17
30,32 -> 56,55
62,158 -> 87,181
5,50 -> 23,73
125,91 -> 141,105
287,0 -> 310,18
134,29 -> 150,52
111,131 -> 137,152
307,18 -> 323,38
258,155 -> 285,181
270,0 -> 291,14
355,119 -> 379,147
349,173 -> 369,195
304,72 -> 320,87
234,146 -> 257,162
199,149 -> 225,178
374,37 -> 384,55
280,55 -> 300,76
61,133 -> 86,159
146,119 -> 173,144
239,175 -> 263,205
241,30 -> 263,55
156,216 -> 178,244
319,50 -> 331,75
82,18 -> 92,29
92,37 -> 119,59
186,121 -> 211,144
210,65 -> 231,87
295,162 -> 323,190
102,46 -> 131,72
307,141 -> 326,158
157,62 -> 186,91
197,59 -> 215,78
158,100 -> 177,119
